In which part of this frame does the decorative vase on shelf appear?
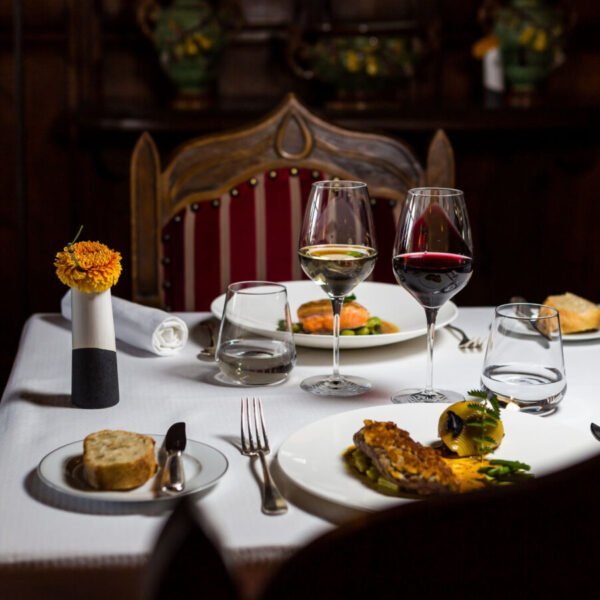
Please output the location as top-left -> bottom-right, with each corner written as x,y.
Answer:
493,0 -> 568,105
55,234 -> 122,409
287,2 -> 436,108
137,0 -> 240,110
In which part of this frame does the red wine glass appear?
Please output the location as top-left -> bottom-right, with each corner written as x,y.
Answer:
391,188 -> 473,403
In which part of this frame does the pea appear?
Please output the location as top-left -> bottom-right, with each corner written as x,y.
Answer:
367,316 -> 381,328
341,329 -> 356,335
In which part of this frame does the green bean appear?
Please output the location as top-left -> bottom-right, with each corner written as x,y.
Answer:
377,477 -> 399,493
341,329 -> 356,335
365,466 -> 379,481
356,326 -> 370,336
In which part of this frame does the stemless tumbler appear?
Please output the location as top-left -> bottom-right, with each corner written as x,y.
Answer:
481,303 -> 566,416
216,281 -> 296,386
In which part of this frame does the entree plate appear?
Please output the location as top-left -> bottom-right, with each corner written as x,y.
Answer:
37,435 -> 228,504
277,404 -> 599,512
210,281 -> 458,349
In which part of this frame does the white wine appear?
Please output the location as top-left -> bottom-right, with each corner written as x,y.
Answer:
298,244 -> 377,298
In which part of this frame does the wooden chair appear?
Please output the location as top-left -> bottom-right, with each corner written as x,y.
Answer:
144,452 -> 600,600
130,94 -> 455,310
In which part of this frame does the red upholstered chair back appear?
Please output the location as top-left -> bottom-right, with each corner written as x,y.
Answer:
131,94 -> 454,310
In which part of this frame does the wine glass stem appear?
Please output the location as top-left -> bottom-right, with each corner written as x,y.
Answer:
424,307 -> 438,393
331,296 -> 343,382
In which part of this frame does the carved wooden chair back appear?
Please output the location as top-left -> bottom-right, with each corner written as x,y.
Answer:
131,93 -> 454,310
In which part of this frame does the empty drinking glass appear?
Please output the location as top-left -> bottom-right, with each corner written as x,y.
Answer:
481,303 -> 566,416
216,282 -> 296,386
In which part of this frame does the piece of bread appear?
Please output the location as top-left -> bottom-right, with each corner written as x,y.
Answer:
542,292 -> 600,334
83,430 -> 157,491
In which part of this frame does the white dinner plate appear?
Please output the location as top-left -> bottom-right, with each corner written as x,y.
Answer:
278,404 -> 599,512
210,281 -> 458,349
37,435 -> 228,504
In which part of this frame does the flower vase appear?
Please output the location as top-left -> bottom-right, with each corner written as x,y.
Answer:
71,288 -> 119,408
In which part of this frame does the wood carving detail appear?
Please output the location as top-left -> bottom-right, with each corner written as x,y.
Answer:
275,110 -> 314,160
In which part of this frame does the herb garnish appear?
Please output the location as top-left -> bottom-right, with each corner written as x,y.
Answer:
465,389 -> 502,458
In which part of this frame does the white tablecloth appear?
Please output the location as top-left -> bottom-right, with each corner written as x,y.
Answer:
1,309 -> 599,568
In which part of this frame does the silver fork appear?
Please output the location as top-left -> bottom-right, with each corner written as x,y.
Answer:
240,397 -> 288,515
445,324 -> 485,351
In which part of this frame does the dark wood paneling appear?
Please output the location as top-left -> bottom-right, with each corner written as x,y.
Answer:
0,0 -> 599,391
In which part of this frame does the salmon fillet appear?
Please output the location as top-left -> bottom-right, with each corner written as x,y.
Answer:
297,299 -> 369,333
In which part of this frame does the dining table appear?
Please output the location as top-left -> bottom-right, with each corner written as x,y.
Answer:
1,304 -> 599,599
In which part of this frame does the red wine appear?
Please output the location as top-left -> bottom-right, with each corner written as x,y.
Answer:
392,252 -> 473,309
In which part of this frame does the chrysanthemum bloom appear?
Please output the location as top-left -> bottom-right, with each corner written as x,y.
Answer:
55,241 -> 122,293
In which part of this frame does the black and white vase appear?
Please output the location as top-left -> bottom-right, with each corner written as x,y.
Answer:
71,288 -> 119,408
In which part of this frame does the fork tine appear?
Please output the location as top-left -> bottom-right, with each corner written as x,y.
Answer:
240,397 -> 247,452
246,397 -> 256,452
256,397 -> 270,453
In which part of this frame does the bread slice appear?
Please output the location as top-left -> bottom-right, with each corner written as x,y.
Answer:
83,430 -> 157,491
542,292 -> 600,334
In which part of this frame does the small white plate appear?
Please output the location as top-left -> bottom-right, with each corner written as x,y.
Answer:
562,329 -> 600,342
278,404 -> 598,512
210,281 -> 458,350
37,435 -> 228,504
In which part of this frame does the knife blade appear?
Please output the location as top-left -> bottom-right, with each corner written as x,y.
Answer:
160,422 -> 186,493
591,422 -> 600,442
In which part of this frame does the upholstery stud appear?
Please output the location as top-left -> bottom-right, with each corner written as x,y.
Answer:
162,233 -> 171,242
212,198 -> 222,206
290,167 -> 299,176
191,203 -> 200,212
249,177 -> 258,187
174,214 -> 182,223
269,170 -> 277,179
163,281 -> 172,289
162,257 -> 171,266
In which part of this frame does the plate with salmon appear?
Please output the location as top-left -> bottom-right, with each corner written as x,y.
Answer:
211,281 -> 458,349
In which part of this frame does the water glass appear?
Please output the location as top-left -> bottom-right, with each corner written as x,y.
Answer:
216,281 -> 296,386
481,303 -> 566,416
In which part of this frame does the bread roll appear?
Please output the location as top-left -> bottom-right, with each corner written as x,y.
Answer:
542,292 -> 600,334
83,430 -> 157,490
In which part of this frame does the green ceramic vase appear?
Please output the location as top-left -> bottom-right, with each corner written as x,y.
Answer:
494,0 -> 564,94
139,0 -> 232,108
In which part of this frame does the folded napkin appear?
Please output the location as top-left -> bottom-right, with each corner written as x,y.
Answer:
61,291 -> 188,356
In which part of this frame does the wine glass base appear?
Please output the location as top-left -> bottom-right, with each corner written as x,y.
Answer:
301,374 -> 371,397
390,388 -> 464,404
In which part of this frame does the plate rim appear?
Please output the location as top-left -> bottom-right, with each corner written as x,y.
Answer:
277,404 -> 596,512
37,434 -> 229,504
210,280 -> 458,349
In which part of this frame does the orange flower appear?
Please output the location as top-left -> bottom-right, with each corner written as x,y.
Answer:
55,240 -> 122,293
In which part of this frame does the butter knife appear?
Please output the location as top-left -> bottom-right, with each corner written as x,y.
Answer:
160,422 -> 186,493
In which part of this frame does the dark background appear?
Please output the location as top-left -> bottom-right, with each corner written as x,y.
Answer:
1,0 -> 599,390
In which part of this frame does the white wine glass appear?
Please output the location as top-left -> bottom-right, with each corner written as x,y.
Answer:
298,180 -> 377,396
391,187 -> 474,403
